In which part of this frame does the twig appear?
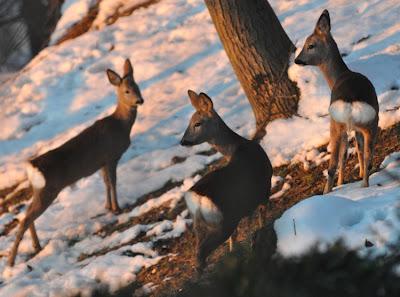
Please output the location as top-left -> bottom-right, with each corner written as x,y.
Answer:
293,218 -> 297,236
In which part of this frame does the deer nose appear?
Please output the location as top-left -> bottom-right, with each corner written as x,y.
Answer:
137,97 -> 144,105
180,139 -> 192,146
294,58 -> 307,65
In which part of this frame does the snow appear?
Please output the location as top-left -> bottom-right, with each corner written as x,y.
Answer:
270,182 -> 291,201
275,152 -> 400,257
0,191 -> 190,296
92,0 -> 153,29
0,0 -> 399,295
0,72 -> 18,85
264,0 -> 400,166
135,282 -> 158,297
50,0 -> 97,45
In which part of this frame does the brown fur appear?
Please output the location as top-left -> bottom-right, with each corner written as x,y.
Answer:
295,10 -> 379,193
8,59 -> 143,266
181,90 -> 272,271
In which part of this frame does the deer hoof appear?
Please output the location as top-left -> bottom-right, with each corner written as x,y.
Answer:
196,256 -> 206,274
8,256 -> 16,267
362,181 -> 369,188
33,242 -> 42,253
196,263 -> 205,276
112,207 -> 122,214
323,184 -> 331,194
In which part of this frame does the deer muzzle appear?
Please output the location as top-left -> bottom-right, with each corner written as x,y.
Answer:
180,139 -> 194,146
294,57 -> 307,65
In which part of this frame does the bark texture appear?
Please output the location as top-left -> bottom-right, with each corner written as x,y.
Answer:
21,0 -> 63,56
204,0 -> 300,139
0,0 -> 63,68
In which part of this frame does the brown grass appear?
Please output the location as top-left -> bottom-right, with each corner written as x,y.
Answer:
130,123 -> 400,297
54,0 -> 161,45
1,123 -> 399,296
55,0 -> 101,45
93,0 -> 161,29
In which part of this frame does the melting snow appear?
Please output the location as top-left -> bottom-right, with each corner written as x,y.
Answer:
0,0 -> 399,295
275,153 -> 400,256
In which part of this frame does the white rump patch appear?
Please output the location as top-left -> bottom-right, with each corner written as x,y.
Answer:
329,100 -> 376,128
26,163 -> 46,189
184,192 -> 223,225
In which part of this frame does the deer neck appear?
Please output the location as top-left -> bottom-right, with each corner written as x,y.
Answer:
113,101 -> 137,130
209,116 -> 247,160
318,37 -> 349,89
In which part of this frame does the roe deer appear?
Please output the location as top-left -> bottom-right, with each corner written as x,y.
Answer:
294,10 -> 379,193
180,90 -> 272,272
7,59 -> 143,266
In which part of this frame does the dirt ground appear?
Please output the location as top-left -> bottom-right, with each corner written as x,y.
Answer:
1,1 -> 399,295
122,123 -> 400,297
1,124 -> 399,297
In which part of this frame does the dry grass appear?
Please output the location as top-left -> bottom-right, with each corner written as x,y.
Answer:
1,123 -> 399,296
54,0 -> 161,46
130,123 -> 400,297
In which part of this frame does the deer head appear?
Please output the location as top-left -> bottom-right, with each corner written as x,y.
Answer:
295,10 -> 332,66
107,59 -> 144,108
180,90 -> 221,146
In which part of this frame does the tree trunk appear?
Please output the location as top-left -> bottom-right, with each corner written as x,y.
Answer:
21,0 -> 63,56
204,0 -> 300,139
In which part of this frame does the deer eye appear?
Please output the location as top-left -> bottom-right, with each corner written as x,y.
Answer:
194,122 -> 202,128
307,44 -> 315,50
125,90 -> 130,94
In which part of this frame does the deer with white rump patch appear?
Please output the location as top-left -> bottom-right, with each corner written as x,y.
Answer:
180,90 -> 272,272
7,59 -> 143,266
295,10 -> 379,193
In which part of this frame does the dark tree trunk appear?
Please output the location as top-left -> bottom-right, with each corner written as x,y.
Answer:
204,0 -> 300,139
21,0 -> 63,56
0,0 -> 62,69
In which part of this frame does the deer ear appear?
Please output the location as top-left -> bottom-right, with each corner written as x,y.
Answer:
107,69 -> 122,86
315,9 -> 331,34
123,59 -> 134,77
188,89 -> 201,110
198,92 -> 214,114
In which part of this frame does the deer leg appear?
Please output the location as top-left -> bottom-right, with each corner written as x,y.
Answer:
362,130 -> 375,188
228,228 -> 238,252
324,122 -> 343,194
29,222 -> 41,253
197,222 -> 237,273
337,133 -> 348,186
109,161 -> 121,213
355,131 -> 364,178
101,167 -> 112,210
257,204 -> 267,228
8,188 -> 53,266
193,210 -> 209,272
9,218 -> 30,267
103,161 -> 121,213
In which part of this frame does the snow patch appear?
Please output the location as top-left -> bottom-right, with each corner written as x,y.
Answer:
275,152 -> 400,257
92,0 -> 152,29
0,0 -> 400,295
50,0 -> 97,45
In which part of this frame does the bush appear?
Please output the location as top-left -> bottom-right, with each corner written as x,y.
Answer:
174,223 -> 400,297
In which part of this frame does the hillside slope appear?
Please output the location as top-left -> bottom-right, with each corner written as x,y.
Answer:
0,0 -> 399,296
